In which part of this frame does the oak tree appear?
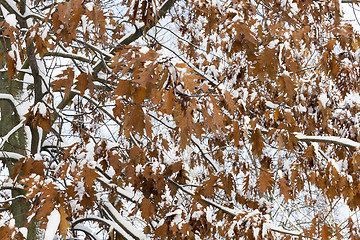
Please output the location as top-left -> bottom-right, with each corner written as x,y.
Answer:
1,0 -> 360,239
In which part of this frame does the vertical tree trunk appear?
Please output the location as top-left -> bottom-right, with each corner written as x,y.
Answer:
0,8 -> 38,239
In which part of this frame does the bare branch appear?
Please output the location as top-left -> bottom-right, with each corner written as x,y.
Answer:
44,52 -> 96,64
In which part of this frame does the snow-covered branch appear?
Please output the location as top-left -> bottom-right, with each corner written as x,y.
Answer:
0,195 -> 25,204
72,216 -> 135,240
96,177 -> 140,203
102,201 -> 147,240
295,132 -> 360,148
72,224 -> 102,240
0,120 -> 25,149
168,178 -> 303,237
0,151 -> 24,160
0,0 -> 43,20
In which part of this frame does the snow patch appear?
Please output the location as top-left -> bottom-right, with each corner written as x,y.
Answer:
262,222 -> 272,238
265,101 -> 278,109
9,218 -> 15,228
34,153 -> 42,160
33,102 -> 47,116
253,227 -> 260,239
75,181 -> 86,201
298,105 -> 307,113
85,2 -> 94,11
205,206 -> 214,223
5,14 -> 17,28
139,46 -> 150,54
330,159 -> 341,172
268,39 -> 279,49
44,209 -> 60,240
318,93 -> 328,108
41,25 -> 50,40
192,210 -> 203,220
289,1 -> 299,15
19,227 -> 28,238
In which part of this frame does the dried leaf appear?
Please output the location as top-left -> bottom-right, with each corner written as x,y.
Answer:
141,198 -> 155,222
250,128 -> 264,157
58,206 -> 70,238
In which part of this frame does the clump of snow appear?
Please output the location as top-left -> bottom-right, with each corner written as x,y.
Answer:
81,15 -> 94,34
44,209 -> 60,240
85,2 -> 94,11
8,49 -> 16,60
84,141 -> 95,165
249,91 -> 257,102
265,101 -> 279,109
167,209 -> 183,226
298,105 -> 307,113
342,92 -> 360,108
69,199 -> 83,213
258,198 -> 270,212
139,46 -> 150,54
330,158 -> 341,172
157,219 -> 165,227
106,141 -> 119,150
151,161 -> 166,173
205,206 -> 214,223
34,153 -> 42,161
40,25 -> 50,40
9,218 -> 15,228
33,102 -> 48,116
227,221 -> 236,237
318,93 -> 328,108
289,1 -> 299,15
262,221 -> 272,238
135,164 -> 142,174
268,39 -> 279,49
282,70 -> 290,76
192,210 -> 203,220
283,160 -> 291,173
5,14 -> 17,28
253,227 -> 260,239
75,181 -> 86,201
19,227 -> 28,238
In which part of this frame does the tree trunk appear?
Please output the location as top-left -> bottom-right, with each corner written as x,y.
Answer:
0,9 -> 38,239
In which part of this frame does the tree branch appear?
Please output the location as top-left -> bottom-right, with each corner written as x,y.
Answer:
44,52 -> 95,64
294,132 -> 360,148
167,178 -> 304,237
102,201 -> 147,240
72,216 -> 135,240
92,0 -> 177,75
